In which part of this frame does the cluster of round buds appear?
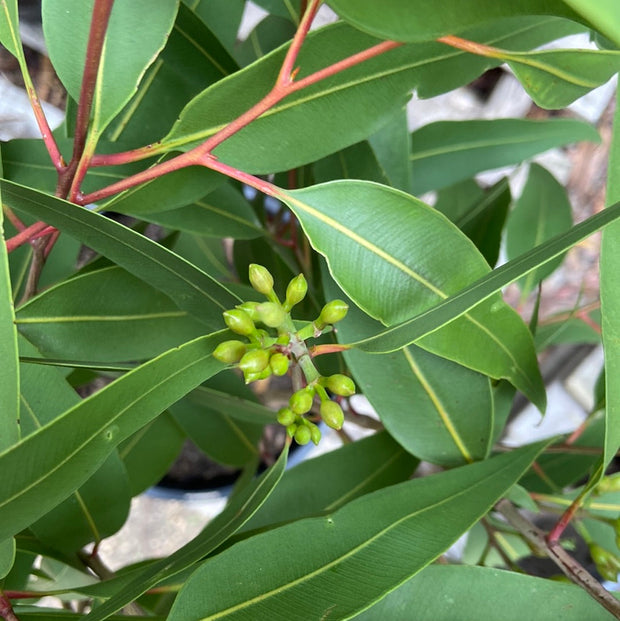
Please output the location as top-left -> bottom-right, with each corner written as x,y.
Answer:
213,264 -> 355,445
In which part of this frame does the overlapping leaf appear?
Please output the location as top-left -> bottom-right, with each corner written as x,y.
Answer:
167,442 -> 546,621
0,333 -> 227,541
564,0 -> 620,47
280,180 -> 545,408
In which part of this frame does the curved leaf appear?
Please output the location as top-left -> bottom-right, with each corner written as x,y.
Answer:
2,180 -> 241,328
0,333 -> 228,542
326,0 -> 582,42
563,0 -> 620,47
162,18 -> 581,173
410,118 -> 599,194
0,184 -> 19,450
280,180 -> 544,408
0,0 -> 20,57
355,565 -> 617,621
353,200 -> 620,354
0,537 -> 15,579
42,0 -> 179,134
167,441 -> 546,621
83,446 -> 289,621
16,266 -> 206,362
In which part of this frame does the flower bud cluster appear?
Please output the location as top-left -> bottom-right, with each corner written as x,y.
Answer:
212,264 -> 354,445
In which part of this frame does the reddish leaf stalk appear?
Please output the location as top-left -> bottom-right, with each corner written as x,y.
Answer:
547,485 -> 590,544
5,221 -> 50,252
0,592 -> 18,621
437,34 -> 505,59
24,83 -> 64,171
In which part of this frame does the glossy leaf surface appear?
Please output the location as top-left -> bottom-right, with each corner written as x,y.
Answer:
281,180 -> 544,408
506,164 -> 573,297
0,0 -> 20,57
0,186 -> 19,449
168,442 -> 545,621
326,0 -> 581,42
355,565 -> 617,620
42,0 -> 179,134
563,0 -> 620,47
2,180 -> 240,328
0,333 -> 227,541
410,118 -> 598,194
84,446 -> 289,621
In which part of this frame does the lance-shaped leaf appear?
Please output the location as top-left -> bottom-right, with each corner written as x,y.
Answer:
16,266 -> 207,362
354,565 -> 618,621
162,18 -> 581,173
326,0 -> 582,42
563,0 -> 620,48
328,286 -> 493,465
167,441 -> 546,621
351,200 -> 620,354
0,0 -> 20,57
0,333 -> 227,542
600,84 -> 620,479
410,118 -> 599,194
502,48 -> 620,109
279,180 -> 545,409
505,164 -> 573,298
0,537 -> 15,579
1,180 -> 241,328
0,181 -> 19,450
83,447 -> 289,621
42,0 -> 179,135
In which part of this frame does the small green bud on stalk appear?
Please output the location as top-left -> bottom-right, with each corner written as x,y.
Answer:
249,263 -> 274,295
294,424 -> 312,445
320,400 -> 345,430
317,300 -> 348,327
597,473 -> 620,494
239,348 -> 270,374
270,352 -> 290,376
286,423 -> 297,438
213,340 -> 247,364
277,407 -> 296,426
289,387 -> 315,414
324,374 -> 356,397
589,544 -> 620,581
257,302 -> 287,328
223,309 -> 256,336
284,274 -> 307,311
236,301 -> 260,320
309,422 -> 322,445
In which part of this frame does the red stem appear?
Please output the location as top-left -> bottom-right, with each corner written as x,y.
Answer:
547,485 -> 590,544
24,83 -> 64,171
5,221 -> 50,252
0,592 -> 18,621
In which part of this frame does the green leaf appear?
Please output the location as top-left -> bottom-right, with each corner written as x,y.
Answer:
162,18 -> 581,173
188,0 -> 246,54
235,15 -> 297,67
563,0 -> 620,47
410,118 -> 599,194
42,0 -> 179,135
352,200 -> 620,354
2,180 -> 241,328
167,441 -> 546,621
506,164 -> 574,297
503,48 -> 620,109
313,141 -> 389,185
0,0 -> 21,57
251,0 -> 301,22
331,292 -> 494,465
281,180 -> 545,409
122,183 -> 263,240
600,83 -> 620,478
354,565 -> 617,621
0,537 -> 15,579
105,3 -> 239,147
0,183 -> 19,450
16,266 -> 207,362
0,333 -> 227,541
83,446 -> 289,621
326,0 -> 582,42
118,412 -> 185,497
243,431 -> 419,532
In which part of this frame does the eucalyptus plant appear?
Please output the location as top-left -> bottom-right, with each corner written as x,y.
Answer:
1,1 -> 620,619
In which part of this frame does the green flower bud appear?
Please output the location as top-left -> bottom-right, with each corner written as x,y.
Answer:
284,274 -> 307,310
277,407 -> 296,426
249,263 -> 274,295
243,371 -> 262,384
223,309 -> 256,336
309,422 -> 322,445
597,473 -> 620,494
236,301 -> 260,320
270,352 -> 290,376
286,423 -> 297,438
294,424 -> 312,445
257,302 -> 287,328
318,300 -> 348,326
589,544 -> 620,581
213,340 -> 247,364
324,374 -> 356,397
239,348 -> 270,374
320,400 -> 344,430
289,387 -> 315,415
276,333 -> 290,346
